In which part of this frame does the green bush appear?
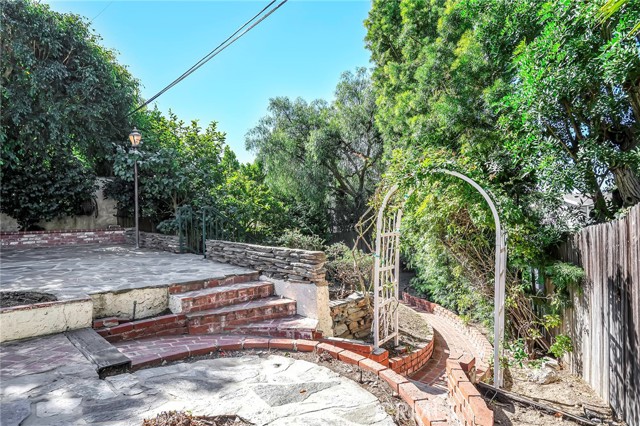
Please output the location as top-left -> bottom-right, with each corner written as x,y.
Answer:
325,242 -> 374,294
275,229 -> 325,251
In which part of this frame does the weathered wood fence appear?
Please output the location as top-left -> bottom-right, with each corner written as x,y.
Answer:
558,203 -> 639,425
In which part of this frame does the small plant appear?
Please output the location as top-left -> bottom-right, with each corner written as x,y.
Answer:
275,229 -> 325,251
508,338 -> 528,368
549,334 -> 573,359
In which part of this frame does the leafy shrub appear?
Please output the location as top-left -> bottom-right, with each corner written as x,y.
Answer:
549,334 -> 573,359
325,242 -> 374,294
275,229 -> 325,251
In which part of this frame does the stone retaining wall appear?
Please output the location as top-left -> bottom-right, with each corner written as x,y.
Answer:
124,230 -> 181,252
0,228 -> 126,248
329,292 -> 373,339
205,240 -> 327,286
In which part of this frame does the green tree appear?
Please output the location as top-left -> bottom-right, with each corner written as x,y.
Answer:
492,0 -> 640,219
106,109 -> 227,225
365,0 -> 567,348
1,0 -> 138,229
246,68 -> 384,235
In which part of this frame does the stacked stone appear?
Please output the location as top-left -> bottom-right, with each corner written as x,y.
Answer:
329,292 -> 373,339
124,230 -> 181,253
205,240 -> 327,286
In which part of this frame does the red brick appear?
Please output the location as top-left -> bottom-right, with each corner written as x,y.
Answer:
458,354 -> 476,372
131,354 -> 162,370
320,338 -> 373,355
398,382 -> 429,409
458,381 -> 479,399
189,343 -> 217,357
367,348 -> 389,365
338,350 -> 365,366
295,339 -> 319,352
217,336 -> 244,351
447,368 -> 469,387
414,400 -> 449,426
96,329 -> 110,338
161,349 -> 189,362
269,338 -> 295,351
358,358 -> 388,375
243,337 -> 271,349
469,395 -> 494,426
379,368 -> 409,392
110,323 -> 134,334
316,343 -> 344,359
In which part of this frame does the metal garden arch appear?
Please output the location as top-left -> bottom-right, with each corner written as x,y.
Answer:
373,169 -> 507,387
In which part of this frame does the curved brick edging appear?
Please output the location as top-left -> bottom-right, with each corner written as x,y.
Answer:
446,355 -> 494,426
0,228 -> 126,248
402,292 -> 492,379
389,338 -> 436,376
114,335 -> 452,425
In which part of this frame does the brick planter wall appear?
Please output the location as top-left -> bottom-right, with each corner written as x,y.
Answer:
389,336 -> 435,376
329,292 -> 373,339
402,292 -> 492,380
446,354 -> 494,426
0,228 -> 126,248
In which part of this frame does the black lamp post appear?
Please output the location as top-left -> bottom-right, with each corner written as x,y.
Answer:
129,127 -> 142,249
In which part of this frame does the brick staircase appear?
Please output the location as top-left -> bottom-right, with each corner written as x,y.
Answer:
94,272 -> 320,343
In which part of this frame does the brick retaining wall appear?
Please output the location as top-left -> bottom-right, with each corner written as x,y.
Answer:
389,336 -> 435,376
446,354 -> 494,426
0,228 -> 126,248
402,292 -> 492,380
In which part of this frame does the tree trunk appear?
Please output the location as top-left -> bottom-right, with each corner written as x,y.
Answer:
611,165 -> 640,206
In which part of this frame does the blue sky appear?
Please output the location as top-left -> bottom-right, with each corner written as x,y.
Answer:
44,0 -> 372,163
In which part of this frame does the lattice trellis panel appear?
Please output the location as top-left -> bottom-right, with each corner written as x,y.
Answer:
373,185 -> 405,348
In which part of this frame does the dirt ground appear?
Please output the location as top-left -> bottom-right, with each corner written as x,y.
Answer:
0,291 -> 57,308
142,412 -> 252,426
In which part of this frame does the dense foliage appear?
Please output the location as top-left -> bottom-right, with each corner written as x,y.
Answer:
364,0 -> 639,354
106,109 -> 289,240
1,0 -> 138,229
246,68 -> 384,236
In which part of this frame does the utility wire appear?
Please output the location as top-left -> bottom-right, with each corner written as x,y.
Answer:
129,0 -> 287,116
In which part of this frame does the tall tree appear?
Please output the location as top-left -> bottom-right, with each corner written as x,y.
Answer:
246,68 -> 384,234
1,0 -> 138,229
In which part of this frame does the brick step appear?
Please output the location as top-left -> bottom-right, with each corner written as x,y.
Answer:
187,297 -> 297,335
169,281 -> 274,314
168,271 -> 260,294
95,313 -> 187,343
223,315 -> 321,340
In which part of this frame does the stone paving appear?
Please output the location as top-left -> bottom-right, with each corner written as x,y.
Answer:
0,245 -> 253,300
1,333 -> 395,426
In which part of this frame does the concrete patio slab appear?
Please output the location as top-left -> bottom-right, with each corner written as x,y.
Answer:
0,334 -> 394,426
0,244 -> 254,300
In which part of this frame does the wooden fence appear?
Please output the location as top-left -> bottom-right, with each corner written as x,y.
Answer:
558,203 -> 639,425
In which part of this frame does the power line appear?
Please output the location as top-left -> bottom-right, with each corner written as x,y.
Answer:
129,0 -> 287,116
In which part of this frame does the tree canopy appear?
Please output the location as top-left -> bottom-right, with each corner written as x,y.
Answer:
246,68 -> 384,235
1,0 -> 138,229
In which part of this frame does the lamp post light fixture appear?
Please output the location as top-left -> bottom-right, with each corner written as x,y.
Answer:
129,127 -> 142,249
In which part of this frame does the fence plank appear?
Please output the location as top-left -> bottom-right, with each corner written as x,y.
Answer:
559,204 -> 639,426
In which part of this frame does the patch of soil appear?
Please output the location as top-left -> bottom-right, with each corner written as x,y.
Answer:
142,411 -> 252,426
0,291 -> 57,308
506,364 -> 616,422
